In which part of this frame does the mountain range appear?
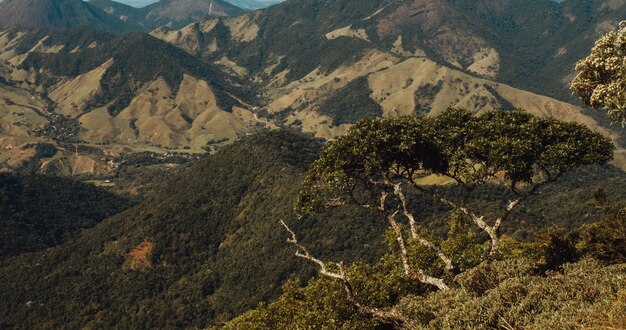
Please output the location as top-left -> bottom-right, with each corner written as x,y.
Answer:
1,0 -> 626,327
2,0 -> 626,176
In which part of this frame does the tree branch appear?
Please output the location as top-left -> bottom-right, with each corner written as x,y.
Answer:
406,176 -> 501,258
280,220 -> 406,325
392,183 -> 455,272
405,179 -> 487,229
386,209 -> 449,291
280,220 -> 344,280
489,172 -> 564,256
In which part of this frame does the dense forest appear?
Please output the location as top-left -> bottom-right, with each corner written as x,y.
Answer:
0,130 -> 625,328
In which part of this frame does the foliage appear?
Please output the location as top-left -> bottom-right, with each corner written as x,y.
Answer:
571,21 -> 626,123
576,206 -> 626,263
438,211 -> 486,273
278,108 -> 615,325
0,173 -> 131,259
16,143 -> 58,173
533,228 -> 579,274
226,260 -> 406,330
398,258 -> 626,329
226,214 -> 626,329
227,227 -> 435,330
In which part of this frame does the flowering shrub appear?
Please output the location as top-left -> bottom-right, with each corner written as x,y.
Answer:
571,21 -> 626,123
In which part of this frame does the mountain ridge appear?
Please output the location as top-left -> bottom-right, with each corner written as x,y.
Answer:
0,0 -> 146,33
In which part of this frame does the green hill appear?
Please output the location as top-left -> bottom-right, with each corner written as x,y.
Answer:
0,131 -> 388,328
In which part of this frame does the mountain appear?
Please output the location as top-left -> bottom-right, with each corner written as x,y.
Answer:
0,29 -> 267,175
2,0 -> 626,178
0,0 -> 248,34
0,172 -> 131,259
0,130 -> 625,328
141,0 -> 246,29
87,0 -> 147,25
154,0 -> 626,101
0,0 -> 146,33
152,0 -> 622,150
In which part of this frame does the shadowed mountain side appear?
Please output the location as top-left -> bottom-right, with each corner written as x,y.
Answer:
0,172 -> 132,259
141,0 -> 246,29
0,0 -> 147,33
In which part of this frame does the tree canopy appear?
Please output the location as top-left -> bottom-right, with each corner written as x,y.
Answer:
292,108 -> 612,299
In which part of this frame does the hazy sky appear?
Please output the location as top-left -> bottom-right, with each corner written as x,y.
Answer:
117,0 -> 162,7
117,0 -> 283,8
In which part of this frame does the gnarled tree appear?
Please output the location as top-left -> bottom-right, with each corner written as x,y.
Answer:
283,108 -> 613,322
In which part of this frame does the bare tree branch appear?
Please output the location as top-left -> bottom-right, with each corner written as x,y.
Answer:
405,176 -> 506,258
488,172 -> 563,255
280,220 -> 344,281
387,209 -> 412,278
386,210 -> 450,291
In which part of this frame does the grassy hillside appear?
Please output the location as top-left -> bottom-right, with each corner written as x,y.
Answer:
0,173 -> 131,259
